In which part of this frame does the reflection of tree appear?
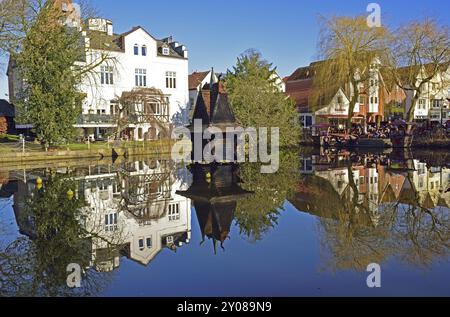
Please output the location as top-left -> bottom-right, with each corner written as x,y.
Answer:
117,160 -> 174,222
392,185 -> 449,267
235,151 -> 300,241
317,212 -> 394,272
304,158 -> 449,272
0,174 -> 116,296
304,165 -> 394,272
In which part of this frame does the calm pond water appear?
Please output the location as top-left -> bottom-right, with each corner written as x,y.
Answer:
0,148 -> 449,297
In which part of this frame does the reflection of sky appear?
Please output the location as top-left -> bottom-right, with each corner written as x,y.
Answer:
1,184 -> 449,296
0,197 -> 20,247
98,202 -> 450,297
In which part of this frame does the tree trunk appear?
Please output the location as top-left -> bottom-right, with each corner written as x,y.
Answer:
406,94 -> 419,135
346,81 -> 359,133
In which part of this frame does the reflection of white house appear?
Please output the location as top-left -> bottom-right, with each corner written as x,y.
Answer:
78,160 -> 191,271
407,160 -> 450,207
315,167 -> 360,197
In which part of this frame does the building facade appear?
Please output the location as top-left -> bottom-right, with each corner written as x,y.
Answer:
8,0 -> 190,141
401,64 -> 450,124
285,61 -> 385,130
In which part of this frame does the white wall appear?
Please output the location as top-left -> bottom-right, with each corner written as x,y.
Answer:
79,27 -> 189,139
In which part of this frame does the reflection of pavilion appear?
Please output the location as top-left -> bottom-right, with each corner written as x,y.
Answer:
177,163 -> 252,253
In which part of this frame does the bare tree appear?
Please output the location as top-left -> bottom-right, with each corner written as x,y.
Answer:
384,19 -> 450,132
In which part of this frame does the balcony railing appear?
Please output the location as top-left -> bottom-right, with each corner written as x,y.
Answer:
77,113 -> 169,125
77,114 -> 116,124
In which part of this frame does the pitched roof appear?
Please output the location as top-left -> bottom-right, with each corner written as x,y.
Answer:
189,71 -> 210,90
86,30 -> 124,52
287,60 -> 326,81
285,78 -> 313,110
191,81 -> 236,127
396,62 -> 450,83
288,66 -> 314,81
86,25 -> 186,59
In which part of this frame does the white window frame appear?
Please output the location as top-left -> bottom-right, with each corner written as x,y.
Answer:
105,212 -> 118,232
162,47 -> 170,55
135,68 -> 147,87
166,71 -> 177,89
419,99 -> 426,109
138,238 -> 145,251
100,66 -> 114,85
168,203 -> 180,221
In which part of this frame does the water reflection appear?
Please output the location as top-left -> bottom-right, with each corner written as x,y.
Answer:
293,149 -> 450,270
0,159 -> 193,295
177,163 -> 252,253
0,149 -> 449,296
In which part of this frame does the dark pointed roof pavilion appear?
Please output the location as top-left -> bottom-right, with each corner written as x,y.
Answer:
190,70 -> 237,129
176,163 -> 252,253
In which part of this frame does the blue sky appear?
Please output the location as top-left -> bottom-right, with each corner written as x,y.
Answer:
1,0 -> 449,100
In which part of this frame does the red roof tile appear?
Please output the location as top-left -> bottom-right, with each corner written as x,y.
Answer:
286,78 -> 314,111
189,71 -> 210,90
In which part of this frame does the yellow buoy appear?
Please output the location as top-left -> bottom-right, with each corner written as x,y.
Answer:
36,177 -> 43,190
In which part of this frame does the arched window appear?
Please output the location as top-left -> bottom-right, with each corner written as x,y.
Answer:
134,44 -> 139,55
142,45 -> 147,56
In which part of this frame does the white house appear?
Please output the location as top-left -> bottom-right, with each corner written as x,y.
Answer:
77,20 -> 189,141
8,0 -> 190,141
270,72 -> 286,93
188,70 -> 218,106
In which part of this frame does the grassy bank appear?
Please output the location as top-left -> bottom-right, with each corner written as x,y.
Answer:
0,139 -> 188,164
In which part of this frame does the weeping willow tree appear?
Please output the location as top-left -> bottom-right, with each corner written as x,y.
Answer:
312,16 -> 388,130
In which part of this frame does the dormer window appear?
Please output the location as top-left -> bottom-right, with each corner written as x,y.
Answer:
162,47 -> 170,55
142,45 -> 147,56
134,44 -> 139,55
